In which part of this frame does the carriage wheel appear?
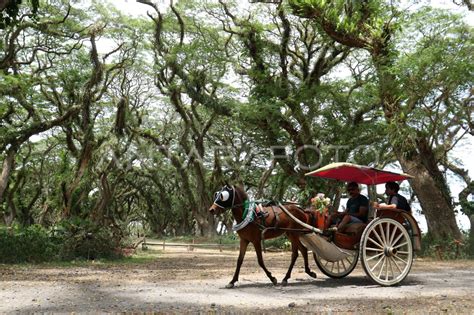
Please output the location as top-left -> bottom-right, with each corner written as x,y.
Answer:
360,218 -> 413,286
314,250 -> 359,279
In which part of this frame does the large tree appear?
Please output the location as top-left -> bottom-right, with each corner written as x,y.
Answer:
136,0 -> 242,236
0,1 -> 84,213
211,1 -> 389,205
288,0 -> 472,239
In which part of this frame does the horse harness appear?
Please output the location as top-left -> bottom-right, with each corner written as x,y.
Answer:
212,186 -> 310,233
254,202 -> 310,233
255,204 -> 281,229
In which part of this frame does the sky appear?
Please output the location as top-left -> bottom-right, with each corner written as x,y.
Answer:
111,0 -> 473,232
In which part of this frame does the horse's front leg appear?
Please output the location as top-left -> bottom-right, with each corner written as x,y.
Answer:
252,240 -> 277,285
227,238 -> 249,289
299,240 -> 317,279
282,235 -> 299,286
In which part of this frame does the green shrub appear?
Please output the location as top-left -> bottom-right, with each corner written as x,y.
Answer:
466,232 -> 474,258
420,232 -> 471,260
54,218 -> 122,260
217,233 -> 239,245
263,235 -> 291,251
0,225 -> 59,263
0,219 -> 126,263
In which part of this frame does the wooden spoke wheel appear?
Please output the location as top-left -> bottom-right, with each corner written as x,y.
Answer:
360,218 -> 413,286
314,249 -> 359,279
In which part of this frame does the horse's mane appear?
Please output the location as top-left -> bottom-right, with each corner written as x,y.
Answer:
233,185 -> 248,201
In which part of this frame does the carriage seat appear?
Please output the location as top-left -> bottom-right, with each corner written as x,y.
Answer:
333,222 -> 367,250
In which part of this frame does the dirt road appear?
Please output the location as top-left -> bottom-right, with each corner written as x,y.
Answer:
1,248 -> 473,313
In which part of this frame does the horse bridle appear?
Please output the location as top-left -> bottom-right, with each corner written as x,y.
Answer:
212,185 -> 238,210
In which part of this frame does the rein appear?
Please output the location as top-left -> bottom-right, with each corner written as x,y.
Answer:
213,186 -> 310,233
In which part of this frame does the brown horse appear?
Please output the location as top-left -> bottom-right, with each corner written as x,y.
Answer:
209,184 -> 318,288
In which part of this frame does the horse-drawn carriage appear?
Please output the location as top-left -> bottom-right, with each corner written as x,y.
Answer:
209,163 -> 421,287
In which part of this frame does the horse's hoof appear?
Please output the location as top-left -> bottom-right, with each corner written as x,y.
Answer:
271,277 -> 278,285
281,279 -> 288,286
307,271 -> 317,278
225,283 -> 235,289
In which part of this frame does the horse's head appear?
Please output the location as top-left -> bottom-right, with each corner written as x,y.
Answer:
209,185 -> 236,215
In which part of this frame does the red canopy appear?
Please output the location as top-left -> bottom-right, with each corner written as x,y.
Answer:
305,162 -> 414,185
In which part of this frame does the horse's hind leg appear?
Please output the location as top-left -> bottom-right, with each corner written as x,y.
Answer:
227,238 -> 249,289
282,237 -> 299,286
299,240 -> 317,278
252,240 -> 277,285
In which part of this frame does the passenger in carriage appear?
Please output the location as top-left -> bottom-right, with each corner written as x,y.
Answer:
373,181 -> 411,212
325,181 -> 369,232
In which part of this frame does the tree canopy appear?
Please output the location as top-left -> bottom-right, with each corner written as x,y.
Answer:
0,0 -> 472,247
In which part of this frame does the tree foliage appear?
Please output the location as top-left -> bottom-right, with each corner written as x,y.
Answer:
288,0 -> 472,240
0,0 -> 472,255
0,0 -> 40,28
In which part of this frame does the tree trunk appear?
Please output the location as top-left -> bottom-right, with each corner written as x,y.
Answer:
367,184 -> 377,218
4,190 -> 16,226
373,54 -> 461,240
0,1 -> 11,11
192,156 -> 216,237
469,214 -> 474,256
399,156 -> 462,239
63,143 -> 93,218
91,173 -> 112,222
0,148 -> 16,205
194,211 -> 215,237
225,219 -> 233,235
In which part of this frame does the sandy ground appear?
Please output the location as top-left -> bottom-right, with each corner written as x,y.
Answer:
0,247 -> 473,314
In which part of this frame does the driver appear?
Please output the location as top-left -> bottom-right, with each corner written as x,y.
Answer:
325,182 -> 369,232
